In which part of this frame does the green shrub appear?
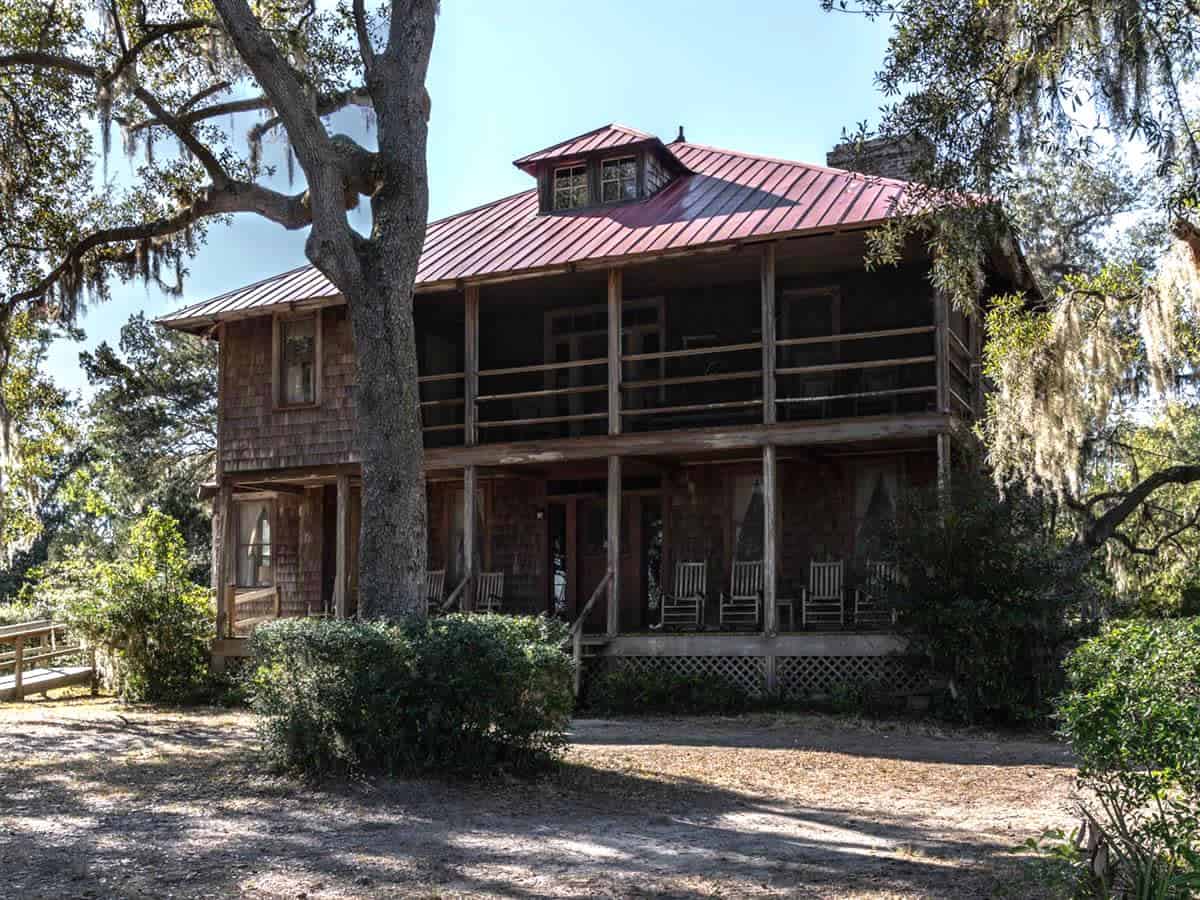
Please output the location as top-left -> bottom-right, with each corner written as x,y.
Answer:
38,510 -> 214,703
250,613 -> 573,778
0,597 -> 53,627
586,666 -> 753,715
886,472 -> 1097,725
1055,618 -> 1200,898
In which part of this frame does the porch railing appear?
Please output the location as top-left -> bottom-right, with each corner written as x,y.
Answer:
569,569 -> 613,697
418,319 -> 976,447
418,371 -> 466,441
225,585 -> 282,637
621,341 -> 763,428
775,325 -> 939,417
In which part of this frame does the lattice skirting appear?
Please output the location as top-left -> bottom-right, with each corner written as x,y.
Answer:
612,655 -> 767,695
776,655 -> 925,698
593,654 -> 925,699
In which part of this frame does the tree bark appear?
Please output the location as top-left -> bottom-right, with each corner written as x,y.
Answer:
212,0 -> 438,619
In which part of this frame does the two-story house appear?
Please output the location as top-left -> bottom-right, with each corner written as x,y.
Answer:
159,124 -> 1029,696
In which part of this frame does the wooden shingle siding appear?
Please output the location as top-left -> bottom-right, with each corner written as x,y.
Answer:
220,307 -> 360,473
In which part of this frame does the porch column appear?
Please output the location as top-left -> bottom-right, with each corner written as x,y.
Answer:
762,444 -> 778,635
937,432 -> 952,498
608,268 -> 623,436
934,289 -> 950,414
215,481 -> 233,638
465,285 -> 480,447
761,243 -> 777,425
606,455 -> 621,636
463,465 -> 478,611
333,473 -> 350,619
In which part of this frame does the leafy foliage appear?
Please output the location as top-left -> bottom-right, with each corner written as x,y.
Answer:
586,667 -> 753,716
38,508 -> 213,703
1057,619 -> 1200,897
77,314 -> 216,578
250,614 -> 574,779
886,471 -> 1097,725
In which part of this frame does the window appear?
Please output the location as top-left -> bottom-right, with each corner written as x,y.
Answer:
278,315 -> 317,406
552,165 -> 588,210
236,499 -> 273,588
601,156 -> 638,202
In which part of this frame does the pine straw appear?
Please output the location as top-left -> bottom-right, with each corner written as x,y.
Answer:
0,697 -> 1076,898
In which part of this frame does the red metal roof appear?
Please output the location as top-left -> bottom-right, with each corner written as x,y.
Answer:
159,134 -> 915,331
512,123 -> 659,173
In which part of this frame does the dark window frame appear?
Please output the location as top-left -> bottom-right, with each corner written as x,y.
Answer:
273,310 -> 323,409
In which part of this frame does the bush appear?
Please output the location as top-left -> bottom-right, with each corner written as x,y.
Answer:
250,613 -> 573,778
38,510 -> 214,703
1055,618 -> 1200,897
885,472 -> 1097,725
0,597 -> 53,627
586,666 -> 753,715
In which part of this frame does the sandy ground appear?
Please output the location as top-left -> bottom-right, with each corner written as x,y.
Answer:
0,695 -> 1077,898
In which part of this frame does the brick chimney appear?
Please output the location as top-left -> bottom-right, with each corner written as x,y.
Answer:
826,135 -> 932,182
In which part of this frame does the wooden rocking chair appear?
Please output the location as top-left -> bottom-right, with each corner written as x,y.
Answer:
802,560 -> 845,629
660,561 -> 706,629
475,571 -> 505,613
424,569 -> 446,614
720,560 -> 762,628
854,559 -> 899,629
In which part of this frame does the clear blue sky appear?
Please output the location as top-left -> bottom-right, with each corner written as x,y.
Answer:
45,1 -> 892,393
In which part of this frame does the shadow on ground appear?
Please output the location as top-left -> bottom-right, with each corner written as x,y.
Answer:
0,702 -> 1075,898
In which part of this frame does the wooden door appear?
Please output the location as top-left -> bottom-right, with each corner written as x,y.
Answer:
575,495 -> 641,633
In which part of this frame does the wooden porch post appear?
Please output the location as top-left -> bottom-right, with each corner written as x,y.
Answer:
606,455 -> 621,637
464,465 -> 478,611
215,482 -> 233,638
937,432 -> 952,499
333,473 -> 350,619
608,268 -> 623,436
762,444 -> 778,635
465,285 -> 479,447
761,243 -> 777,425
934,289 -> 950,414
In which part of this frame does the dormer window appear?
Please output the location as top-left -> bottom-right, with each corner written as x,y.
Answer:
601,156 -> 638,202
553,165 -> 589,210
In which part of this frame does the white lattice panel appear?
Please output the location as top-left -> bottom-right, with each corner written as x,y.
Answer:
776,655 -> 923,698
615,655 -> 766,695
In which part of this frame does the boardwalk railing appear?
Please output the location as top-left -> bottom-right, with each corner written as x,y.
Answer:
0,620 -> 95,701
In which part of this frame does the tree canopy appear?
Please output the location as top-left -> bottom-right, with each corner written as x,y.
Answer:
834,0 -> 1200,596
0,1 -> 439,617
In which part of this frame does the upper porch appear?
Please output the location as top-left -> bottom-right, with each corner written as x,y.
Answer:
214,231 -> 983,476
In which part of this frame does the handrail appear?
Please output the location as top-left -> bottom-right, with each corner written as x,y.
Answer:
570,569 -> 613,698
0,620 -> 61,642
440,576 -> 468,613
776,355 -> 936,377
949,330 -> 971,358
775,325 -> 935,348
480,357 -> 606,378
622,341 -> 761,363
570,569 -> 613,639
417,371 -> 465,384
621,370 -> 760,391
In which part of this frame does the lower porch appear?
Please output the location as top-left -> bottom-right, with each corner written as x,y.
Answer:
211,428 -> 949,682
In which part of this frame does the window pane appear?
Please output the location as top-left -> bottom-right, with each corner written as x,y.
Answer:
236,500 -> 273,587
281,316 -> 316,405
602,180 -> 620,202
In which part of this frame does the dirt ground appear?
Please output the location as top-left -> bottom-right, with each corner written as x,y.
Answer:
0,694 -> 1077,899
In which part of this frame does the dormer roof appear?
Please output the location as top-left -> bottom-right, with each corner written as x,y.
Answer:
512,123 -> 689,175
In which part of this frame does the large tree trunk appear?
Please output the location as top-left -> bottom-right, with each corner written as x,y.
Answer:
341,272 -> 427,619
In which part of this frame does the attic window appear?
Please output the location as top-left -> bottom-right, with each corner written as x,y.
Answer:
553,165 -> 588,210
276,313 -> 321,407
601,156 -> 638,202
